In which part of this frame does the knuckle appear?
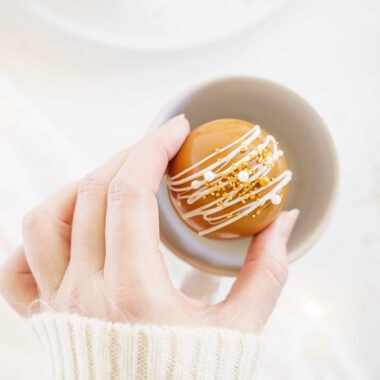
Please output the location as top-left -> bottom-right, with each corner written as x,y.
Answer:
22,210 -> 43,233
263,255 -> 288,289
78,174 -> 107,200
152,142 -> 169,170
107,177 -> 144,204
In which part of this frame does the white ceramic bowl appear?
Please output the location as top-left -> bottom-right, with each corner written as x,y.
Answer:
152,76 -> 339,276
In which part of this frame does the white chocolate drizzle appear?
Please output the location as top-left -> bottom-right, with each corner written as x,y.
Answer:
167,125 -> 292,236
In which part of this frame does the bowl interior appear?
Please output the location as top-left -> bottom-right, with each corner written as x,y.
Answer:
154,77 -> 338,275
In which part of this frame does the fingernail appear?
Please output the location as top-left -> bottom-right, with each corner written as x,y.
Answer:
278,208 -> 300,242
161,114 -> 188,130
164,114 -> 189,138
166,114 -> 186,125
148,114 -> 188,136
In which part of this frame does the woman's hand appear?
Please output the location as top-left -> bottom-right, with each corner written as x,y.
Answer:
0,115 -> 298,334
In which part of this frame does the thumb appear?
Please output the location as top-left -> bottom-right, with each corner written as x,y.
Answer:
226,209 -> 299,333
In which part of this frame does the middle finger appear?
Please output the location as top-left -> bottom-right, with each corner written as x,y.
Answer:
69,148 -> 132,275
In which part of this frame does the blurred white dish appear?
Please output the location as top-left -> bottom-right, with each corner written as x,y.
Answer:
18,0 -> 286,50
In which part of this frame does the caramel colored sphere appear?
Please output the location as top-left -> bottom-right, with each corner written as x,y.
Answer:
167,119 -> 291,239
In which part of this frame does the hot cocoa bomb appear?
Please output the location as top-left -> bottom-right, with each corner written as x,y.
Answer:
167,119 -> 292,239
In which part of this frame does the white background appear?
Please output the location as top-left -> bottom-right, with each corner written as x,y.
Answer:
0,0 -> 379,378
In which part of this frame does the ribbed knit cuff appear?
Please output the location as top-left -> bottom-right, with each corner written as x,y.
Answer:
29,313 -> 261,380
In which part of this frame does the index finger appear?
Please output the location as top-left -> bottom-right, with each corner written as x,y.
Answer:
104,115 -> 190,282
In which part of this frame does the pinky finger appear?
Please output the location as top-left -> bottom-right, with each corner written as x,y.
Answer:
0,246 -> 39,317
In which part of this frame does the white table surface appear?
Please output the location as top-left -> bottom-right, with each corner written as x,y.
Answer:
0,0 -> 379,378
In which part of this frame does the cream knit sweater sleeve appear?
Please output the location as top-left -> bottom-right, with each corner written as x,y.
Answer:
29,313 -> 261,380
